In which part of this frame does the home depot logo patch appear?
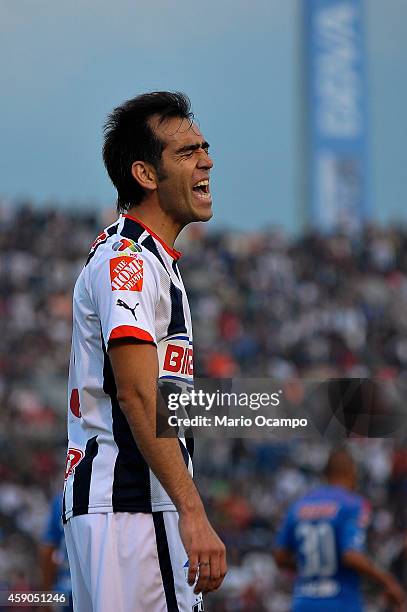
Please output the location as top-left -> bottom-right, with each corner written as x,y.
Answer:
110,256 -> 144,291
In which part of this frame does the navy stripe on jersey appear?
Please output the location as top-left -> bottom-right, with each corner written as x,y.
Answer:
168,282 -> 187,335
85,223 -> 119,266
184,436 -> 194,460
121,217 -> 145,243
121,219 -> 187,337
72,436 -> 99,516
153,512 -> 180,612
62,487 -> 67,524
101,337 -> 152,511
142,234 -> 169,273
121,218 -> 169,272
139,229 -> 188,336
178,439 -> 193,466
172,260 -> 180,279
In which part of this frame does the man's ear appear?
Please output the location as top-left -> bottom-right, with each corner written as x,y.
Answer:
131,161 -> 158,193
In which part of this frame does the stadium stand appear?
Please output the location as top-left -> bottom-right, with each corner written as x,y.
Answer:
0,203 -> 406,611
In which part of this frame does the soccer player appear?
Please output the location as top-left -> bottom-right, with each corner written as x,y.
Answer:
274,449 -> 406,611
62,92 -> 226,611
39,492 -> 73,611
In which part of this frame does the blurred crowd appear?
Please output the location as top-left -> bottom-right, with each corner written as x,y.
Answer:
0,202 -> 406,611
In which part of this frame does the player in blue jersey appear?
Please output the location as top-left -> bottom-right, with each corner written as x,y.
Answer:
274,449 -> 405,611
40,493 -> 73,611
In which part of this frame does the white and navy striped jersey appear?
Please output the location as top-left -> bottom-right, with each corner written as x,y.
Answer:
63,214 -> 194,522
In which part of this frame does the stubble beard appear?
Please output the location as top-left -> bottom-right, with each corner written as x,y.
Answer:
156,164 -> 212,227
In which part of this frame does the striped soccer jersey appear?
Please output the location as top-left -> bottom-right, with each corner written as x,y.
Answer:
63,214 -> 194,522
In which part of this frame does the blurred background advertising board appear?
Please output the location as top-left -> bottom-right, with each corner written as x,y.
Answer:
304,0 -> 370,231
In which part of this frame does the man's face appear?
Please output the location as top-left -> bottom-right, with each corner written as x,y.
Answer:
151,116 -> 214,224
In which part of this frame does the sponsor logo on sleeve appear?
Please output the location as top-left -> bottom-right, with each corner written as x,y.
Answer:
110,256 -> 144,291
116,299 -> 139,320
112,238 -> 142,253
65,448 -> 84,479
163,343 -> 193,376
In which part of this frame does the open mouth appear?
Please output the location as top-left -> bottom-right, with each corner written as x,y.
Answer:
192,179 -> 211,199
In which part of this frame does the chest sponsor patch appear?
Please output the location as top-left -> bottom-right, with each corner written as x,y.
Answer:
110,256 -> 144,291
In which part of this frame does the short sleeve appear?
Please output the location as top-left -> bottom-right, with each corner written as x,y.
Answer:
275,508 -> 296,552
88,250 -> 159,347
339,500 -> 370,554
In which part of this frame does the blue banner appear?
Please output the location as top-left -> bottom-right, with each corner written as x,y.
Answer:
304,0 -> 370,231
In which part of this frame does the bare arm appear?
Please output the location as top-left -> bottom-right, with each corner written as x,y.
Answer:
343,550 -> 406,610
109,340 -> 227,594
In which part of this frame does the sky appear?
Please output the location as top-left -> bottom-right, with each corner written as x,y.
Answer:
0,0 -> 406,232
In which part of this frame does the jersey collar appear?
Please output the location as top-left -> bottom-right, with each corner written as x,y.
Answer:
121,214 -> 182,260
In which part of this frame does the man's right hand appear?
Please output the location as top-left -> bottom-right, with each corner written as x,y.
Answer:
178,509 -> 227,595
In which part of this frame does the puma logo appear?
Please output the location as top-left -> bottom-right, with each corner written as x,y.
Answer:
116,299 -> 139,320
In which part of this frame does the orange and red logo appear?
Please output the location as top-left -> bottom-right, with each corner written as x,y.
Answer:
65,448 -> 84,479
110,256 -> 144,291
163,343 -> 193,376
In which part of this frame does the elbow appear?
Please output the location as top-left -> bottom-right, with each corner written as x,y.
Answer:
116,389 -> 133,408
342,549 -> 361,569
116,387 -> 151,416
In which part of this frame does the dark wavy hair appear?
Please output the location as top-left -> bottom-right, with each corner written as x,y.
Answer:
103,91 -> 193,213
